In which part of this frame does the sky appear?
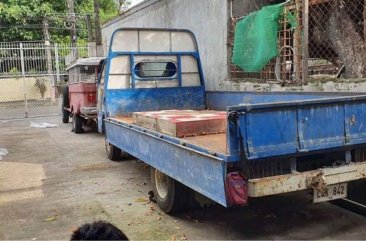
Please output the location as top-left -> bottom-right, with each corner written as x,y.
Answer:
130,0 -> 144,7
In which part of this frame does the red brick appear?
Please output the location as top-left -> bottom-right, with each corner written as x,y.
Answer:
132,110 -> 227,137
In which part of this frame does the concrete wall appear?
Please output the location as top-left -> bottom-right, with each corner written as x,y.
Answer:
218,79 -> 366,92
102,0 -> 366,93
102,0 -> 228,91
0,77 -> 53,102
231,0 -> 266,17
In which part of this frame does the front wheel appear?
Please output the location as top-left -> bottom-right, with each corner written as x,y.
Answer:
62,108 -> 70,123
72,114 -> 83,134
105,141 -> 122,161
151,167 -> 188,214
62,86 -> 70,123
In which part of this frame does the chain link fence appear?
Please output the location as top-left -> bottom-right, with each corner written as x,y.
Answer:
229,0 -> 304,84
229,0 -> 366,85
308,0 -> 365,80
0,42 -> 88,120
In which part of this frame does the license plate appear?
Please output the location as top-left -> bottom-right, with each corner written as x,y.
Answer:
313,183 -> 347,203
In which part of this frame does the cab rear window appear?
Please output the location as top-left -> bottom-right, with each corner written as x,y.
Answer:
134,62 -> 177,78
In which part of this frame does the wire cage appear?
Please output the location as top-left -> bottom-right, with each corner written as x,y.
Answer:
307,0 -> 365,80
229,0 -> 304,85
230,0 -> 366,84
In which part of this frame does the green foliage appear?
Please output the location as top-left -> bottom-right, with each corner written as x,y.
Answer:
9,67 -> 20,77
116,0 -> 131,14
0,0 -> 121,43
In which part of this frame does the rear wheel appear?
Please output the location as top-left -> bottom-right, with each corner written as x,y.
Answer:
72,114 -> 83,134
151,167 -> 188,214
105,141 -> 122,161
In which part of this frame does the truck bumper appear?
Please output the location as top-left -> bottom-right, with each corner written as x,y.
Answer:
80,107 -> 98,115
248,162 -> 366,197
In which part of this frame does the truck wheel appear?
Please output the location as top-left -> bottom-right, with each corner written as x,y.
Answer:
62,108 -> 70,123
105,141 -> 121,161
62,86 -> 70,123
151,167 -> 188,214
72,114 -> 83,134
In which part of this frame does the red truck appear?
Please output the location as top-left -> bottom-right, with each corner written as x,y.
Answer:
62,57 -> 105,133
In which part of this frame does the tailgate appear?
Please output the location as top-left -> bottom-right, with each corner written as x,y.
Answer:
228,95 -> 366,160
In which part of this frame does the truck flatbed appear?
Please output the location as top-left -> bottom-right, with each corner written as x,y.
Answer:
109,116 -> 228,156
102,28 -> 366,213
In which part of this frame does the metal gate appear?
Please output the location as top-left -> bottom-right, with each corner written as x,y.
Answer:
0,42 -> 88,120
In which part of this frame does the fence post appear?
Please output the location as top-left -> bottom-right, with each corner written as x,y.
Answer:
302,0 -> 309,84
20,43 -> 28,118
55,43 -> 60,83
293,0 -> 302,84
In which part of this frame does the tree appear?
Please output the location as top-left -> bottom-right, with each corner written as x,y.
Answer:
0,0 -> 57,42
309,0 -> 366,78
116,0 -> 131,13
0,0 -> 120,43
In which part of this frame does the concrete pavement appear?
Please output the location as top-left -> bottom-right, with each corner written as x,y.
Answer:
1,116 -> 366,240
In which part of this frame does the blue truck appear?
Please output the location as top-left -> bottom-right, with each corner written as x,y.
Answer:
99,28 -> 366,213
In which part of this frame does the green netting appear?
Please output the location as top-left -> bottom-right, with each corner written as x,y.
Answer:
232,3 -> 285,73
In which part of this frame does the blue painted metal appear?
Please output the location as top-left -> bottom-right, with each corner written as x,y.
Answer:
227,95 -> 366,159
129,55 -> 135,88
97,111 -> 104,133
96,58 -> 106,134
103,28 -> 366,206
206,91 -> 360,111
345,102 -> 366,145
109,52 -> 199,57
177,55 -> 182,87
106,87 -> 205,116
104,28 -> 206,117
105,119 -> 228,207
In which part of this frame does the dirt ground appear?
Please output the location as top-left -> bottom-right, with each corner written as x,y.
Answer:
1,116 -> 366,240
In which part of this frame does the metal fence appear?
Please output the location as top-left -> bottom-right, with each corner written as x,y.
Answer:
229,0 -> 304,84
0,42 -> 88,120
229,0 -> 366,84
308,0 -> 364,80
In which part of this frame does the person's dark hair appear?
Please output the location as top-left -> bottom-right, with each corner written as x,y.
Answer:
70,220 -> 129,240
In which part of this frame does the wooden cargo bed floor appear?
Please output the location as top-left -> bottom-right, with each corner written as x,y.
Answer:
109,116 -> 227,155
182,133 -> 227,155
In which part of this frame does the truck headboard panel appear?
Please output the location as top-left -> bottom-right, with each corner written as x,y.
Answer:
104,28 -> 205,116
107,87 -> 205,115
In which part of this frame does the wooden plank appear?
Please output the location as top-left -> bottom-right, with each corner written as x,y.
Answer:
132,110 -> 227,137
309,0 -> 332,5
183,133 -> 227,155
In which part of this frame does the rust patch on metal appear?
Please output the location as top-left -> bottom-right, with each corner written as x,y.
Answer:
307,171 -> 327,192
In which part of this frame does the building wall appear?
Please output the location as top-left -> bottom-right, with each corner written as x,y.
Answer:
102,0 -> 228,91
231,0 -> 266,17
0,77 -> 53,102
102,0 -> 366,93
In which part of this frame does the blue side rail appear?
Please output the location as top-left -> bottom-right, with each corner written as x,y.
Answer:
227,95 -> 366,160
105,118 -> 229,207
105,94 -> 366,207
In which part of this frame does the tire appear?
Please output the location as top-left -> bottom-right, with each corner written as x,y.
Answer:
105,140 -> 121,161
62,86 -> 70,123
72,114 -> 83,134
62,108 -> 70,123
151,167 -> 188,214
